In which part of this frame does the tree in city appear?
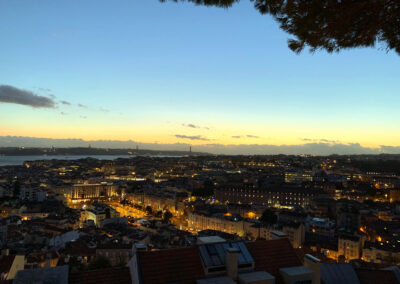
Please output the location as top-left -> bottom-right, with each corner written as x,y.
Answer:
160,0 -> 400,55
87,256 -> 112,270
145,205 -> 153,215
163,210 -> 173,223
192,179 -> 214,197
13,180 -> 20,198
155,210 -> 163,218
105,208 -> 111,219
260,208 -> 277,225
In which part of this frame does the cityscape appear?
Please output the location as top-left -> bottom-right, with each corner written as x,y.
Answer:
1,0 -> 400,283
1,153 -> 400,283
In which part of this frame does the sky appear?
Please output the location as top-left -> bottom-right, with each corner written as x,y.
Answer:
0,0 -> 400,154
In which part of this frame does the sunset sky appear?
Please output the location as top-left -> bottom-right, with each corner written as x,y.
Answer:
1,0 -> 400,154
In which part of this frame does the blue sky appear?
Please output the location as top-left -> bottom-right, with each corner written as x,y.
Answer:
0,0 -> 399,153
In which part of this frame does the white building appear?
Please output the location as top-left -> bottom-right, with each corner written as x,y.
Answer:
19,187 -> 46,202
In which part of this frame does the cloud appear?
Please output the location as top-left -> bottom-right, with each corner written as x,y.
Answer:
184,123 -> 199,128
60,112 -> 67,115
80,116 -> 87,119
0,85 -> 56,108
232,135 -> 260,139
100,108 -> 110,113
2,135 -> 400,155
182,123 -> 210,130
61,101 -> 71,105
77,104 -> 87,108
38,87 -> 51,92
302,138 -> 339,143
175,134 -> 212,141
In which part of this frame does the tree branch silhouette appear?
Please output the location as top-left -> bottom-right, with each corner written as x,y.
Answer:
160,0 -> 400,55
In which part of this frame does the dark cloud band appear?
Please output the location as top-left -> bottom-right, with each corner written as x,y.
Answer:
0,85 -> 55,108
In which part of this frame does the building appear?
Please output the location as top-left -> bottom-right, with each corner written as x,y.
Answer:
13,265 -> 69,284
96,243 -> 132,266
128,238 -> 321,284
70,182 -> 118,202
215,185 -> 321,208
338,234 -> 362,261
337,202 -> 360,232
362,241 -> 400,263
80,203 -> 120,227
19,187 -> 46,202
0,254 -> 25,281
281,222 -> 305,248
285,171 -> 313,183
126,192 -> 179,215
306,217 -> 336,241
188,212 -> 245,236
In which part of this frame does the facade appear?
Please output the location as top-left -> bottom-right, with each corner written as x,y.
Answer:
338,234 -> 362,261
0,254 -> 25,281
245,223 -> 304,248
126,192 -> 178,215
282,223 -> 305,248
285,171 -> 313,183
96,244 -> 132,266
80,204 -> 120,227
70,183 -> 118,202
19,187 -> 46,202
215,185 -> 321,208
306,217 -> 336,240
362,241 -> 400,263
188,213 -> 245,236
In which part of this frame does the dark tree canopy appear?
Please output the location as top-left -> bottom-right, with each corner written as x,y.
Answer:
163,209 -> 173,223
260,208 -> 277,225
88,256 -> 112,270
160,0 -> 400,54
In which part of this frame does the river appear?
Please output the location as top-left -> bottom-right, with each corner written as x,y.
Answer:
0,155 -> 135,166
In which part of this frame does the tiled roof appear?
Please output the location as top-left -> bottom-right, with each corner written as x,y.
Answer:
355,269 -> 399,284
246,239 -> 302,275
96,243 -> 132,250
139,247 -> 205,284
321,263 -> 360,284
64,247 -> 96,257
294,247 -> 336,263
69,267 -> 131,284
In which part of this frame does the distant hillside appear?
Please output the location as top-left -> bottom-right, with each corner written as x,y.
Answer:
0,147 -> 208,156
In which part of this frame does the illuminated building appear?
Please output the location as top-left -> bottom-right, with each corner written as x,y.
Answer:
188,212 -> 245,236
80,203 -> 120,227
215,185 -> 321,208
285,171 -> 313,183
338,234 -> 362,261
70,183 -> 118,202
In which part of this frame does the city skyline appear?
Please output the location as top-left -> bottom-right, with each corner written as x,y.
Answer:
1,0 -> 400,154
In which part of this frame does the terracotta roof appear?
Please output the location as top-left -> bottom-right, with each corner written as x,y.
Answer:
294,247 -> 336,263
138,247 -> 205,284
246,239 -> 302,275
355,269 -> 399,284
69,267 -> 131,284
96,243 -> 132,250
64,247 -> 96,257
